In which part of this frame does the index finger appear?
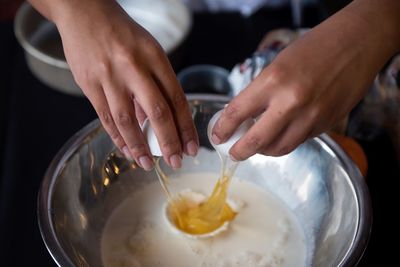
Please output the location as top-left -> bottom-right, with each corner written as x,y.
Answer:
211,78 -> 268,145
126,71 -> 183,169
152,56 -> 199,157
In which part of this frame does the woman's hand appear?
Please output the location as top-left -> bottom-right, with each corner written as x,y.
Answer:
211,0 -> 400,161
30,0 -> 198,170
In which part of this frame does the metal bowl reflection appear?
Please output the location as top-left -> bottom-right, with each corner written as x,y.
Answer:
38,94 -> 371,267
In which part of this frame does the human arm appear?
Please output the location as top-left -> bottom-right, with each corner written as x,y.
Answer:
211,0 -> 400,160
27,0 -> 199,170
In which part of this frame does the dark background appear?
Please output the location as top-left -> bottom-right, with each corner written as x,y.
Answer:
1,2 -> 398,266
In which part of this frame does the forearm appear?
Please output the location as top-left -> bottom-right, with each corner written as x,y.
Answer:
284,0 -> 400,105
345,0 -> 400,58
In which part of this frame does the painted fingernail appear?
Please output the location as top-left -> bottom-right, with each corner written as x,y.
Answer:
139,155 -> 153,171
170,154 -> 182,169
122,146 -> 132,161
211,134 -> 221,145
186,140 -> 198,156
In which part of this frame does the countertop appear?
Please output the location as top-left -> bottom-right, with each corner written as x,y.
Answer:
1,5 -> 399,267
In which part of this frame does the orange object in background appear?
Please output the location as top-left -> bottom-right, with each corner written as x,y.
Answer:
329,132 -> 368,177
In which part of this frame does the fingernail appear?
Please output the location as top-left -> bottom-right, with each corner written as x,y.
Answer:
169,154 -> 182,169
122,146 -> 132,161
211,134 -> 221,145
186,140 -> 198,156
139,155 -> 153,171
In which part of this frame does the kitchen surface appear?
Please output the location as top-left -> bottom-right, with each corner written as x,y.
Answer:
1,1 -> 399,266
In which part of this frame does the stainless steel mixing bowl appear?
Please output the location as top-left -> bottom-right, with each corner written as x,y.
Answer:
38,94 -> 372,267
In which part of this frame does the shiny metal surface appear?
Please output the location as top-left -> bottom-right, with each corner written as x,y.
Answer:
38,94 -> 372,267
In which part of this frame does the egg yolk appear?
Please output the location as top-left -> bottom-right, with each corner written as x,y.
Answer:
168,175 -> 237,235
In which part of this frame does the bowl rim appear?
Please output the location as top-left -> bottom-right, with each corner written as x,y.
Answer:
38,94 -> 372,267
14,2 -> 70,69
316,134 -> 372,267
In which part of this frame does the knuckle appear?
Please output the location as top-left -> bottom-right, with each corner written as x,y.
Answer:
99,109 -> 114,125
179,125 -> 196,142
110,129 -> 122,143
112,40 -> 138,64
114,42 -> 131,58
160,139 -> 181,155
98,110 -> 124,144
265,63 -> 286,87
128,143 -> 147,156
289,84 -> 310,106
114,111 -> 133,128
74,75 -> 87,90
172,93 -> 188,109
245,134 -> 263,151
148,102 -> 169,122
152,45 -> 164,59
97,59 -> 113,78
265,64 -> 312,109
143,39 -> 164,57
117,51 -> 139,70
74,71 -> 94,91
107,127 -> 121,141
274,86 -> 309,116
223,103 -> 241,122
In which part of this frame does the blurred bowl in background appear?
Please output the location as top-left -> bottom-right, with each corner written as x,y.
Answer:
14,0 -> 192,97
177,64 -> 233,96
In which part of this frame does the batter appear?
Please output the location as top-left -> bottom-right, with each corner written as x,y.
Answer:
101,172 -> 307,267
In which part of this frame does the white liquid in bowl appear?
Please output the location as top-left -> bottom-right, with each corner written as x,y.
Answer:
101,173 -> 306,267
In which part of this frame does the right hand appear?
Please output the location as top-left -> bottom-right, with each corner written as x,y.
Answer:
51,0 -> 198,170
211,0 -> 400,161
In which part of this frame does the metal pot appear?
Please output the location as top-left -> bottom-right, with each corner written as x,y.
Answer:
38,94 -> 371,267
